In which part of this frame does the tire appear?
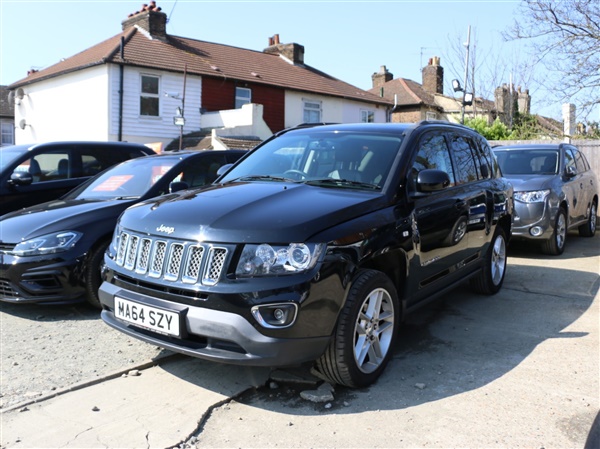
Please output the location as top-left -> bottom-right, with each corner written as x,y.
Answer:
579,201 -> 597,237
470,227 -> 507,295
315,269 -> 399,388
542,208 -> 567,255
84,240 -> 110,309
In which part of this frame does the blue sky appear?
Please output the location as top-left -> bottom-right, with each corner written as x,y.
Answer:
0,0 -> 572,120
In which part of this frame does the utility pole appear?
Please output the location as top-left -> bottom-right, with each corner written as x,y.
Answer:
461,26 -> 471,124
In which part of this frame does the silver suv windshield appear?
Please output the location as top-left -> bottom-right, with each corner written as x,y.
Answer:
495,149 -> 559,176
219,130 -> 403,190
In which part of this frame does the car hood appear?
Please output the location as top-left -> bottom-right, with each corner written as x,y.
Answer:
0,199 -> 134,242
503,175 -> 555,192
119,182 -> 386,243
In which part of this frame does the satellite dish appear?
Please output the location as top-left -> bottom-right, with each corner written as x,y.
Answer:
19,119 -> 27,130
16,88 -> 25,100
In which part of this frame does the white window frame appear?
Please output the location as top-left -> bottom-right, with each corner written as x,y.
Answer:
140,74 -> 160,117
235,87 -> 252,109
1,122 -> 14,146
361,109 -> 375,123
303,99 -> 322,123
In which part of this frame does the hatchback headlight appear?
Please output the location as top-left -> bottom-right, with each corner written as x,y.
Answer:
8,231 -> 82,256
514,190 -> 550,203
236,243 -> 324,277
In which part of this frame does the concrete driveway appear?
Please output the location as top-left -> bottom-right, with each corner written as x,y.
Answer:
1,233 -> 598,448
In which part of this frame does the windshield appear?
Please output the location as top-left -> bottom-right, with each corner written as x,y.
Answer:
219,130 -> 403,190
65,156 -> 179,200
0,146 -> 28,171
495,150 -> 559,176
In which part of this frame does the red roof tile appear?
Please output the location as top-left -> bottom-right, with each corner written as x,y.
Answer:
9,27 -> 390,106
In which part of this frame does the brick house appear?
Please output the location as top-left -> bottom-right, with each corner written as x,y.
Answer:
7,3 -> 390,148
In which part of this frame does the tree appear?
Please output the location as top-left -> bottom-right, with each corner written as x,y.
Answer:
504,1 -> 600,120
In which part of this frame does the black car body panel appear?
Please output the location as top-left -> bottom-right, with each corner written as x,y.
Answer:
0,150 -> 246,305
0,141 -> 155,215
99,122 -> 513,385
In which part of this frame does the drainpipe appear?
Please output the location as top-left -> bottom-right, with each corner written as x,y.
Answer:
118,36 -> 125,141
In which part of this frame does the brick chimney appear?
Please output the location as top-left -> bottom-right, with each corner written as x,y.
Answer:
122,3 -> 167,41
372,65 -> 393,89
263,34 -> 305,64
422,56 -> 443,94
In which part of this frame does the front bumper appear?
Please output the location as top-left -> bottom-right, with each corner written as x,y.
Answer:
511,199 -> 556,240
0,253 -> 87,305
99,279 -> 335,367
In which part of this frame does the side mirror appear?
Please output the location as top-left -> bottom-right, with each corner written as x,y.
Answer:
416,169 -> 451,193
216,163 -> 233,176
8,171 -> 34,187
564,165 -> 577,178
169,181 -> 189,193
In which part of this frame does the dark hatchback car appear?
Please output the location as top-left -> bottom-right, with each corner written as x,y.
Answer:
0,141 -> 155,215
0,149 -> 246,308
493,143 -> 597,255
99,121 -> 513,388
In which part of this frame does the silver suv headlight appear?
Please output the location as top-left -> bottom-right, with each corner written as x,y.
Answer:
514,190 -> 550,203
236,243 -> 324,277
8,231 -> 82,256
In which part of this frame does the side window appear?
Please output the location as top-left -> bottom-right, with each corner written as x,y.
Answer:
17,150 -> 72,183
179,154 -> 228,188
449,134 -> 479,184
474,138 -> 494,179
79,148 -> 126,177
564,148 -> 577,174
410,133 -> 455,189
140,74 -> 160,117
574,149 -> 588,172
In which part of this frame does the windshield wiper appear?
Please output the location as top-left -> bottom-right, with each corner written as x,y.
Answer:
114,195 -> 141,200
224,175 -> 296,184
304,178 -> 380,190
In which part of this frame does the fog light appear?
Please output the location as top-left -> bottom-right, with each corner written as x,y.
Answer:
251,303 -> 298,329
530,226 -> 543,236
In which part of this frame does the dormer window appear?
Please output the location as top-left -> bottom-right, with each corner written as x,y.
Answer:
235,87 -> 251,109
140,74 -> 160,117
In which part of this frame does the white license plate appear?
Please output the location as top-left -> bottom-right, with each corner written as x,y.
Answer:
114,297 -> 180,337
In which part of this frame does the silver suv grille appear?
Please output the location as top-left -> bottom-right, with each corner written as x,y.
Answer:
115,231 -> 228,286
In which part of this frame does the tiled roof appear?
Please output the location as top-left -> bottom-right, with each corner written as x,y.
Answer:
9,27 -> 390,107
368,78 -> 435,107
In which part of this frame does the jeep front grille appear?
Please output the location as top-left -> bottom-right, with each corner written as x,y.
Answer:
115,231 -> 228,286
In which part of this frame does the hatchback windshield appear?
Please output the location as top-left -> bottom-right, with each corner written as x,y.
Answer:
495,150 -> 559,176
64,156 -> 179,200
219,130 -> 403,190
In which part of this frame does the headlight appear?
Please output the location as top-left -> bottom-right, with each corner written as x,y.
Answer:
236,243 -> 324,277
8,231 -> 82,256
514,190 -> 550,203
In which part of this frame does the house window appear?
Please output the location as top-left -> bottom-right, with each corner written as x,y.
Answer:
303,100 -> 322,123
361,110 -> 375,123
235,87 -> 251,109
426,111 -> 437,120
1,122 -> 14,146
140,74 -> 160,117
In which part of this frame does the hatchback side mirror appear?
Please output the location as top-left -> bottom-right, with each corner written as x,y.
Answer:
8,171 -> 34,187
169,181 -> 189,193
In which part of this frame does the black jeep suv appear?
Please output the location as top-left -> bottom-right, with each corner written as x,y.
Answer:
99,122 -> 513,388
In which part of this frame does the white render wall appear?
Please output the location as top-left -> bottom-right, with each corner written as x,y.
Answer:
284,91 -> 387,128
14,66 -> 111,144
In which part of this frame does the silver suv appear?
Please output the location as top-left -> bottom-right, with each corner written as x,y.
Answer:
493,143 -> 598,255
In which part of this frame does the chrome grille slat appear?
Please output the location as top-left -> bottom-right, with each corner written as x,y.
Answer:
114,231 -> 227,286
